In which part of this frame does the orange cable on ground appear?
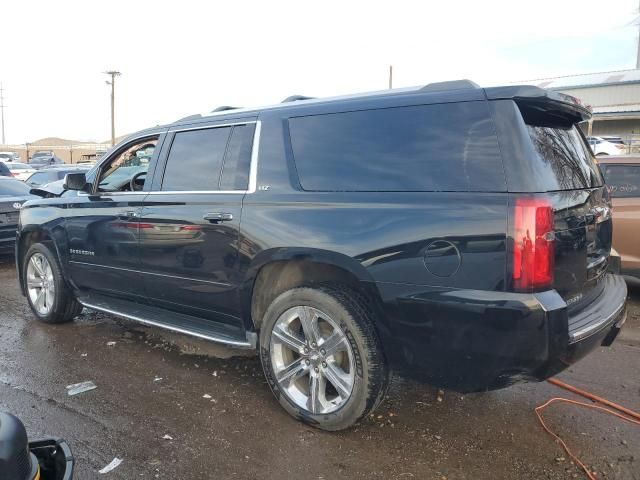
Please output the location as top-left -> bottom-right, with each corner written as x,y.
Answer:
536,378 -> 640,480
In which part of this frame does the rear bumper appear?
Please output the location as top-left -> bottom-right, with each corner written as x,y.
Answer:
376,274 -> 627,392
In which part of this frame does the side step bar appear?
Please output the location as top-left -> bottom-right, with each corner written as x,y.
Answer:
77,297 -> 256,349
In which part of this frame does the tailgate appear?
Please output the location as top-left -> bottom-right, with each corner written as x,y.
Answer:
508,97 -> 610,311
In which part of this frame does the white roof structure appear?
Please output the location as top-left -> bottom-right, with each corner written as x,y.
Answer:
514,69 -> 640,90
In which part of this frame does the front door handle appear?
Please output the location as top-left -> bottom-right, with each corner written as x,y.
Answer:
203,212 -> 233,223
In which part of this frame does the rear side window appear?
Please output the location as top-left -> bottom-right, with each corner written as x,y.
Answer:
601,165 -> 640,198
219,124 -> 255,190
0,162 -> 9,176
288,102 -> 505,192
162,127 -> 231,191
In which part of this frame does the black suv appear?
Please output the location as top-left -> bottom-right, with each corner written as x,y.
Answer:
16,81 -> 627,430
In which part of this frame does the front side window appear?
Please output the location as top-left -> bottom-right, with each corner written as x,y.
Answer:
98,137 -> 158,192
601,165 -> 640,198
288,102 -> 505,192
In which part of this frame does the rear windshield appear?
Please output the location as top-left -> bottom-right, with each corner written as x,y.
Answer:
0,179 -> 31,196
525,124 -> 603,191
289,102 -> 505,192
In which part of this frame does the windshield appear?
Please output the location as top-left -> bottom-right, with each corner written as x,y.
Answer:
0,153 -> 12,159
0,179 -> 31,196
32,151 -> 51,158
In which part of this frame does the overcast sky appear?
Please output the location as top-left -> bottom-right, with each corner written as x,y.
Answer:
1,0 -> 639,144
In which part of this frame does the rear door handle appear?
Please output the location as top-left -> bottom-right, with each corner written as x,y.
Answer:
119,210 -> 139,218
203,212 -> 233,222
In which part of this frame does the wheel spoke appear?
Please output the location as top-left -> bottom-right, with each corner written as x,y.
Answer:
27,278 -> 44,289
35,288 -> 45,311
30,256 -> 45,277
309,373 -> 323,414
321,330 -> 348,357
272,324 -> 306,354
46,285 -> 55,308
299,307 -> 321,344
276,358 -> 308,387
323,362 -> 352,399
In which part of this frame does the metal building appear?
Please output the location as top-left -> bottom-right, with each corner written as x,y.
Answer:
520,69 -> 640,137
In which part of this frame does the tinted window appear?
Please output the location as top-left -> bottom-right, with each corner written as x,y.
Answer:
219,124 -> 255,190
602,165 -> 640,198
27,172 -> 53,185
526,125 -> 603,190
162,127 -> 231,191
289,102 -> 505,192
0,179 -> 31,195
0,162 -> 9,176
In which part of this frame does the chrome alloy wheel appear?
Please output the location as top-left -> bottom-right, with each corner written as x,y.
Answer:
26,253 -> 55,316
270,306 -> 356,414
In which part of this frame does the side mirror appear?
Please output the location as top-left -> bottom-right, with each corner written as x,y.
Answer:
63,172 -> 89,192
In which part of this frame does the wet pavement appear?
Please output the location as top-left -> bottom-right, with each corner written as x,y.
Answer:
1,256 -> 639,479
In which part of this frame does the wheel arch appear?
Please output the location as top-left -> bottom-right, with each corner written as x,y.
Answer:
17,224 -> 69,296
240,247 -> 384,332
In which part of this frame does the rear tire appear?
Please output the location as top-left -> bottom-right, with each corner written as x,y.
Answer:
259,284 -> 388,431
23,243 -> 82,324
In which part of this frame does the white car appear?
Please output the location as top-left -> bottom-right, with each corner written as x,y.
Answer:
6,162 -> 37,181
0,151 -> 21,163
587,137 -> 626,156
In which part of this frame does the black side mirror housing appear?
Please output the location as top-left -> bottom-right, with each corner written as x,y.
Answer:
63,172 -> 89,192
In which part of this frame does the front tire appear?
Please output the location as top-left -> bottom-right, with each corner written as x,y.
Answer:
259,285 -> 388,431
23,243 -> 82,324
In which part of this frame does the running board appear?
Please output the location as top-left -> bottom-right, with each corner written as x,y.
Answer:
77,295 -> 256,349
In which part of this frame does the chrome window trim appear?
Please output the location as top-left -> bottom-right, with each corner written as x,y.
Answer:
168,120 -> 256,134
77,120 -> 261,197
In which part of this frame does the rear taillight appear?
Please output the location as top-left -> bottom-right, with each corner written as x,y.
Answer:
512,197 -> 554,292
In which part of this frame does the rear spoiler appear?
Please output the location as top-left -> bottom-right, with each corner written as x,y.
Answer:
484,85 -> 591,124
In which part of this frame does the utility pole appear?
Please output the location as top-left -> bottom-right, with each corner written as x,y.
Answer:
388,65 -> 393,89
0,83 -> 6,145
104,71 -> 121,146
637,0 -> 640,69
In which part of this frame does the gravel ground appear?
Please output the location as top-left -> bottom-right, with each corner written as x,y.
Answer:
0,256 -> 638,479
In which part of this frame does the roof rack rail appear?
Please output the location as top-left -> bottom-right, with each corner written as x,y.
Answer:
175,114 -> 202,122
282,95 -> 315,103
211,106 -> 240,113
420,79 -> 479,92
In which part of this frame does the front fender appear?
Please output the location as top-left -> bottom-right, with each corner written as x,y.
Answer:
16,205 -> 71,296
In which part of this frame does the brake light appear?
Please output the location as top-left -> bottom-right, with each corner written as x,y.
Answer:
512,197 -> 554,291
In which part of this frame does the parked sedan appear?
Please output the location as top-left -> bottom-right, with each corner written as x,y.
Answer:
6,163 -> 37,181
25,165 -> 91,188
0,177 -> 35,255
0,151 -> 21,162
29,152 -> 64,169
599,156 -> 640,284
